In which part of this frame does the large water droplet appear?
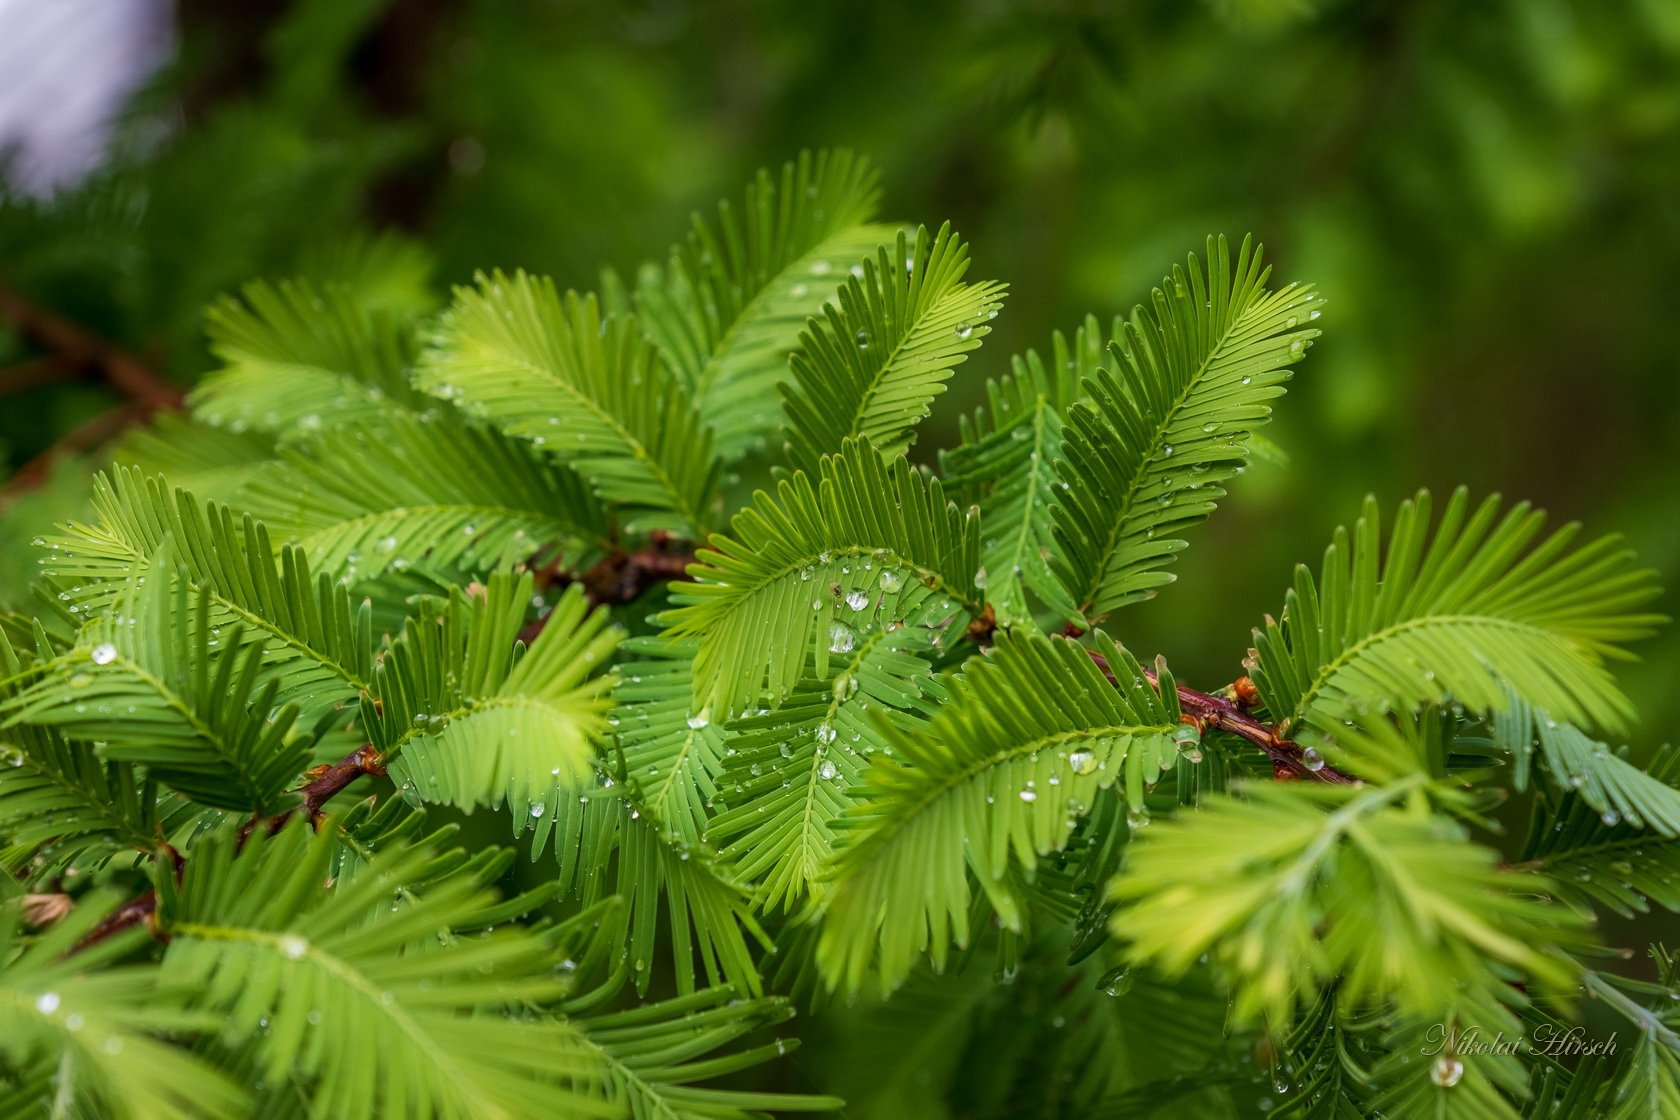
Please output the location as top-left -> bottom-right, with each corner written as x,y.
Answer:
828,623 -> 856,654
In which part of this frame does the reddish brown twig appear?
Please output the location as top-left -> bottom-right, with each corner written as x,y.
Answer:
520,535 -> 698,642
0,355 -> 77,396
299,743 -> 388,822
76,890 -> 161,951
0,283 -> 184,501
1085,649 -> 1357,784
0,284 -> 183,412
75,745 -> 387,952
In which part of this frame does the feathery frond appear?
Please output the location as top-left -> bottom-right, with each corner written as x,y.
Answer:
0,632 -> 171,875
241,409 -> 610,583
366,575 -> 619,813
6,555 -> 309,814
1109,779 -> 1587,1026
780,223 -> 1006,475
666,438 -> 982,718
158,820 -> 603,1119
817,630 -> 1180,995
938,316 -> 1101,623
0,895 -> 243,1120
420,272 -> 719,535
529,772 -> 768,998
192,278 -> 423,439
1491,693 -> 1680,836
44,468 -> 378,723
1251,488 -> 1664,740
609,635 -> 732,846
1051,235 -> 1321,621
634,148 -> 896,459
709,624 -> 942,914
1518,744 -> 1680,917
574,987 -> 841,1119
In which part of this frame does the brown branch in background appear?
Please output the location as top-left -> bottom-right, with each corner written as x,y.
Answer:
75,889 -> 160,951
73,745 -> 388,952
560,531 -> 696,606
0,284 -> 183,412
0,355 -> 76,396
0,282 -> 184,501
1085,649 -> 1357,785
520,534 -> 698,642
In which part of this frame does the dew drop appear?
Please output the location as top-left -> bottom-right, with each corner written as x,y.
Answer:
1100,965 -> 1133,997
90,643 -> 117,665
828,623 -> 856,654
1430,1056 -> 1464,1088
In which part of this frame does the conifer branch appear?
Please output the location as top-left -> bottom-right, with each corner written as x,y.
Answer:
72,744 -> 388,951
297,743 -> 388,823
1085,648 -> 1357,784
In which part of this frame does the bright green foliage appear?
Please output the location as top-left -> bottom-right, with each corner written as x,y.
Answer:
1051,236 -> 1321,622
1109,778 -> 1586,1026
632,148 -> 895,460
44,468 -> 379,722
192,278 -> 427,440
939,315 -> 1100,623
157,820 -> 598,1120
780,223 -> 1006,475
818,631 -> 1181,996
7,558 -> 309,814
0,896 -> 243,1120
666,438 -> 982,718
420,274 -> 720,535
709,623 -> 941,915
365,574 -> 620,813
242,410 -> 611,582
1,152 -> 1676,1117
1251,488 -> 1663,739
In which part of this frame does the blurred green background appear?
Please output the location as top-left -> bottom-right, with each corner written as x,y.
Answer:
2,0 -> 1677,738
